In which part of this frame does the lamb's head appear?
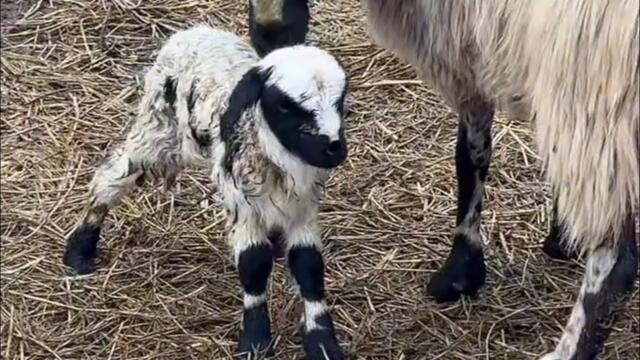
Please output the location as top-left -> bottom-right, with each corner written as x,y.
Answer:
224,45 -> 348,169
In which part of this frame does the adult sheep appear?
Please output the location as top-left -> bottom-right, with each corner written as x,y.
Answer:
248,1 -> 640,359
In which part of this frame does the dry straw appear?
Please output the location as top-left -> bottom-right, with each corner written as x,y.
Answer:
1,0 -> 638,359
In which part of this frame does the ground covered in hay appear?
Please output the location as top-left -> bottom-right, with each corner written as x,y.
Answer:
1,1 -> 638,359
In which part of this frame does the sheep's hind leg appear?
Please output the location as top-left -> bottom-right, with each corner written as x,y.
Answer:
543,199 -> 578,261
540,214 -> 637,360
287,225 -> 344,360
426,100 -> 493,303
233,223 -> 274,355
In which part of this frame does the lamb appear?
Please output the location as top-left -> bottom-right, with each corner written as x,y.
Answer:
248,0 -> 639,359
62,25 -> 347,359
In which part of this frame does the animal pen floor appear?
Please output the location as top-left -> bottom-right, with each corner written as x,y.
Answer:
1,1 -> 638,359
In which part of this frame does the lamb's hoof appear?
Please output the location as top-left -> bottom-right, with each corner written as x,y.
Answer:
426,235 -> 485,303
237,337 -> 272,358
237,305 -> 273,357
63,251 -> 96,275
303,329 -> 344,360
237,330 -> 272,357
542,233 -> 576,261
63,224 -> 101,275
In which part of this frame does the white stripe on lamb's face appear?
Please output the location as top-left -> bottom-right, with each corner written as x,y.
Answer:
257,46 -> 348,169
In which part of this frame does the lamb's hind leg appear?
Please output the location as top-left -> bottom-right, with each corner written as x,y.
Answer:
63,132 -> 181,274
287,224 -> 343,360
63,147 -> 144,274
64,77 -> 183,274
426,99 -> 494,302
541,214 -> 638,360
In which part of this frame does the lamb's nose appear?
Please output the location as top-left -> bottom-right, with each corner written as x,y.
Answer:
326,140 -> 342,155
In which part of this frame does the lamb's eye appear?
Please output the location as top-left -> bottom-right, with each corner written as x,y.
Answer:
277,104 -> 290,114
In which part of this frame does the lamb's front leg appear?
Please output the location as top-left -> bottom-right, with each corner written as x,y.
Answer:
287,225 -> 344,360
232,223 -> 274,355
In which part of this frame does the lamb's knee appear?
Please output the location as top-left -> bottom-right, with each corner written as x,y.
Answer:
89,150 -> 145,207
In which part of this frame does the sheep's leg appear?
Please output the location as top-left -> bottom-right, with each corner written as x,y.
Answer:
426,100 -> 494,302
287,225 -> 344,360
233,224 -> 274,355
540,214 -> 637,360
543,199 -> 578,261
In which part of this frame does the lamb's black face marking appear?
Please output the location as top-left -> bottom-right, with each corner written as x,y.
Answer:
261,83 -> 347,169
249,0 -> 310,57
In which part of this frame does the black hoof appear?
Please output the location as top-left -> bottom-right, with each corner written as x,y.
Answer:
237,336 -> 272,357
303,330 -> 344,360
302,314 -> 344,360
542,229 -> 576,261
238,304 -> 273,356
426,234 -> 486,303
63,224 -> 101,275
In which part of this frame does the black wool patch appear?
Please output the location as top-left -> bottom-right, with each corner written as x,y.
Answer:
288,246 -> 325,301
238,243 -> 273,295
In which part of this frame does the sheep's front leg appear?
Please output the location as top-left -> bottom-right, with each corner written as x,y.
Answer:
232,224 -> 274,355
287,225 -> 344,360
426,100 -> 494,302
540,215 -> 637,360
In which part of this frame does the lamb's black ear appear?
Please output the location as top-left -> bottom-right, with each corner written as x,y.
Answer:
220,66 -> 270,173
220,67 -> 269,141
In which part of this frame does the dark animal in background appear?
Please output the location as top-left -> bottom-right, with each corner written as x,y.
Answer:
248,0 -> 640,359
248,0 -> 309,57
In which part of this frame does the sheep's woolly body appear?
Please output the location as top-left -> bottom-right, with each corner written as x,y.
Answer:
364,0 -> 639,251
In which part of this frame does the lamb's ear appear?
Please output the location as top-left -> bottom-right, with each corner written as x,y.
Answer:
220,66 -> 269,143
220,66 -> 270,173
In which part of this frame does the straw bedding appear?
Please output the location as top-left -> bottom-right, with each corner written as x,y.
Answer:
1,0 -> 638,359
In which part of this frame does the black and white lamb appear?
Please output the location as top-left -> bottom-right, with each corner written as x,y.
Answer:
63,25 -> 348,359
